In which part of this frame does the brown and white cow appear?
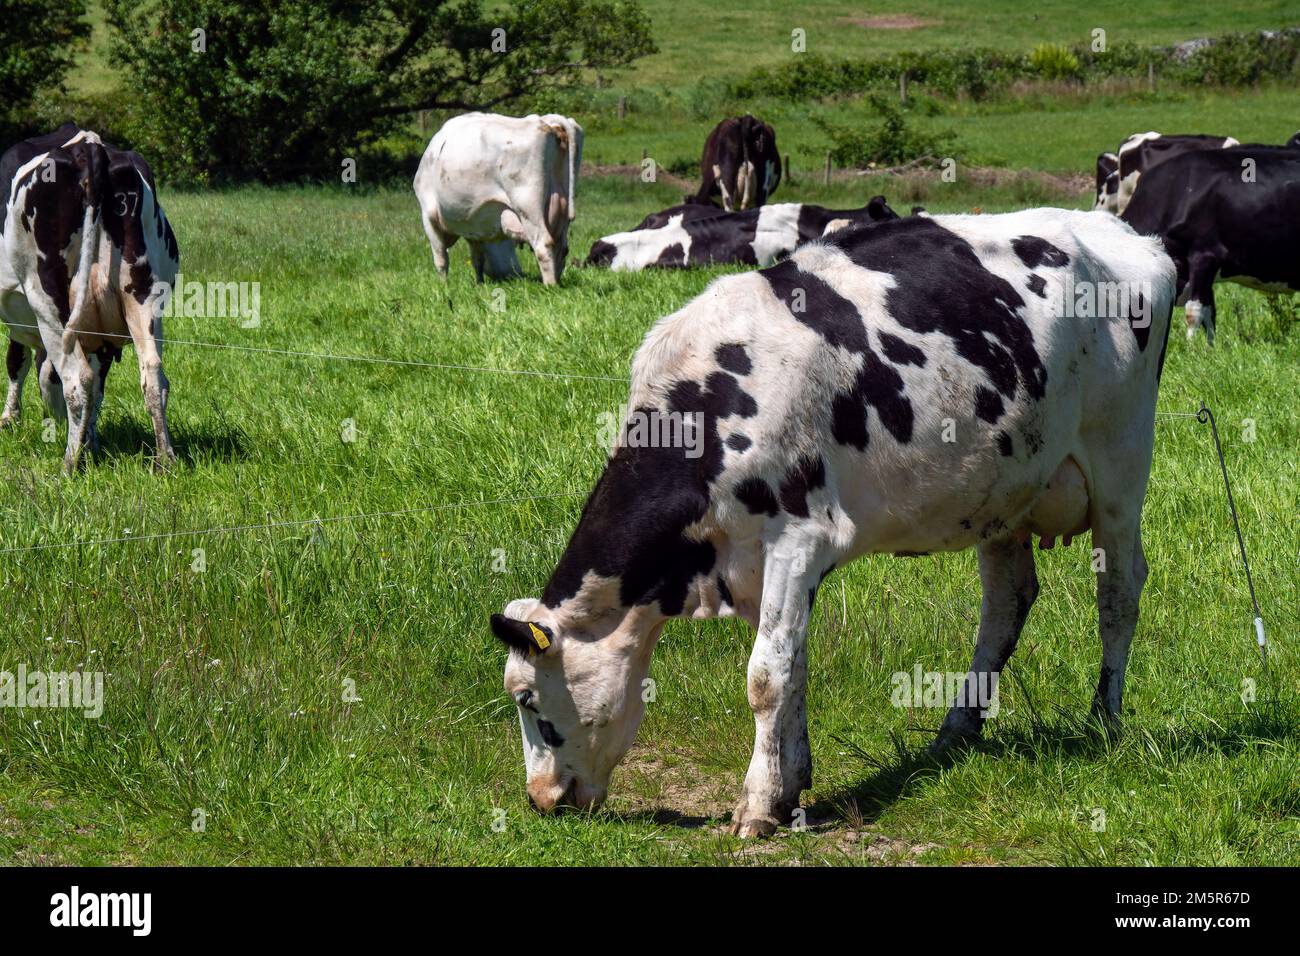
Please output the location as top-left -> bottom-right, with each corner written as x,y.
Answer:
1,124 -> 178,471
491,208 -> 1175,835
692,115 -> 780,211
414,112 -> 583,286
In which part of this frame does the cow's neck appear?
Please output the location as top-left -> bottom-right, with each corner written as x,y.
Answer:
541,442 -> 716,636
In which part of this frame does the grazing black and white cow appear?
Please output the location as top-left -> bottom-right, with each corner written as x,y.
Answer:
414,112 -> 583,285
1094,131 -> 1239,214
693,116 -> 780,211
1122,145 -> 1300,343
1,124 -> 179,471
492,209 -> 1176,835
586,197 -> 900,271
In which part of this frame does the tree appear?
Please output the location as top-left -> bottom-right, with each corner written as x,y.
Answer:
104,0 -> 655,182
0,0 -> 91,128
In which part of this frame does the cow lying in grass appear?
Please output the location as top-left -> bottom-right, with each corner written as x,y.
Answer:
492,208 -> 1176,836
585,196 -> 900,271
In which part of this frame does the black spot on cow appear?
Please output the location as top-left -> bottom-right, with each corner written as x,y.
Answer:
1026,274 -> 1047,298
807,588 -> 817,610
980,518 -> 1007,540
1020,427 -> 1043,456
715,343 -> 752,375
825,219 -> 1048,429
878,332 -> 926,367
654,242 -> 687,269
544,365 -> 760,616
778,455 -> 826,518
586,239 -> 617,267
959,518 -> 972,530
735,477 -> 779,516
893,550 -> 930,557
716,575 -> 734,607
537,719 -> 565,747
997,431 -> 1013,456
1012,236 -> 1070,269
726,433 -> 751,452
1131,289 -> 1150,352
974,387 -> 1004,424
765,255 -> 917,450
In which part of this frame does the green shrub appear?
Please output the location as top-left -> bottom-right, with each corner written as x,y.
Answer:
104,0 -> 655,184
815,95 -> 959,169
0,0 -> 91,132
1029,43 -> 1082,81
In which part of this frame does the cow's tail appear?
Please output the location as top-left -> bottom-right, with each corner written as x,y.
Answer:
566,119 -> 579,221
67,143 -> 107,334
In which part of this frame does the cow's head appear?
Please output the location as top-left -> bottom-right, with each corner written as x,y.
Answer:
491,598 -> 657,812
1094,152 -> 1119,211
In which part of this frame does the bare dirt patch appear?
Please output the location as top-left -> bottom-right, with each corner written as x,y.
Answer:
845,13 -> 938,30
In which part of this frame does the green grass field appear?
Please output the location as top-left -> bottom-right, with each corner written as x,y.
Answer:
2,1 -> 1298,866
0,169 -> 1296,865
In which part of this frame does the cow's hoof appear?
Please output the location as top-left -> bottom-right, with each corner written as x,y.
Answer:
152,450 -> 177,473
728,812 -> 780,839
928,728 -> 979,756
0,415 -> 15,430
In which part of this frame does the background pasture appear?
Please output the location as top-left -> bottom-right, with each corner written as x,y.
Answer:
0,2 -> 1297,865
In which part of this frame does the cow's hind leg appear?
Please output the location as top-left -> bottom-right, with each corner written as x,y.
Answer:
731,535 -> 829,838
2,339 -> 32,428
422,216 -> 457,278
1090,516 -> 1147,737
60,344 -> 98,473
123,294 -> 177,468
933,536 -> 1038,750
1183,251 -> 1220,344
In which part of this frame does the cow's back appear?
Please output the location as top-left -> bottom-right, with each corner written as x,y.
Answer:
628,209 -> 1174,554
416,113 -> 552,235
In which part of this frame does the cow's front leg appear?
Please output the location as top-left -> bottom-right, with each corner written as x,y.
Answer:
1,339 -> 31,428
731,540 -> 822,838
1183,252 -> 1220,344
934,536 -> 1038,750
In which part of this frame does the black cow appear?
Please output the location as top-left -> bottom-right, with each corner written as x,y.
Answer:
1121,145 -> 1300,343
1095,132 -> 1239,214
1,124 -> 179,470
693,115 -> 780,211
587,197 -> 900,271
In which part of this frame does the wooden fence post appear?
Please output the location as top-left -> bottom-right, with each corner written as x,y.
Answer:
618,96 -> 628,119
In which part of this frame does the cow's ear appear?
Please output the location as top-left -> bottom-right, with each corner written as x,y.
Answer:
491,614 -> 554,655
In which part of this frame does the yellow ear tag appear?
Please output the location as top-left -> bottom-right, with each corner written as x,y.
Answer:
528,623 -> 551,651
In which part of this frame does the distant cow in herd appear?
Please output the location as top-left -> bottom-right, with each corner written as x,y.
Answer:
414,112 -> 584,285
493,208 -> 1175,834
1094,131 -> 1240,215
692,115 -> 781,211
1122,145 -> 1300,343
1,123 -> 178,471
586,196 -> 900,271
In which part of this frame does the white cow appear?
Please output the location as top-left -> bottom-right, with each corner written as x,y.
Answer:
414,112 -> 583,286
489,209 -> 1176,835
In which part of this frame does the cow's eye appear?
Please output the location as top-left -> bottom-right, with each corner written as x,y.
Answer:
514,689 -> 537,711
